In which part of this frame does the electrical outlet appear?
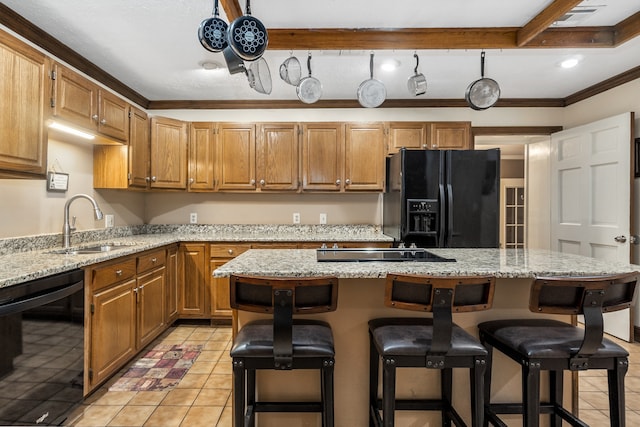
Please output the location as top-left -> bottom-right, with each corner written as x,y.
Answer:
104,214 -> 114,228
190,212 -> 198,224
319,213 -> 327,224
293,212 -> 301,224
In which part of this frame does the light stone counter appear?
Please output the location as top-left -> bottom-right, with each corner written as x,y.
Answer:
215,248 -> 639,427
0,225 -> 390,288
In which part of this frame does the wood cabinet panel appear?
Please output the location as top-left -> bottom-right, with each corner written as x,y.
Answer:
166,245 -> 179,323
137,267 -> 166,349
90,259 -> 136,292
97,90 -> 129,141
150,116 -> 188,189
189,122 -> 217,191
128,107 -> 150,188
89,278 -> 136,389
301,122 -> 344,191
429,122 -> 472,149
0,30 -> 48,177
345,123 -> 385,191
178,243 -> 209,318
387,122 -> 428,155
257,123 -> 300,191
218,123 -> 256,191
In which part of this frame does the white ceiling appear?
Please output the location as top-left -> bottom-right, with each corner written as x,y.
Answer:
3,0 -> 640,103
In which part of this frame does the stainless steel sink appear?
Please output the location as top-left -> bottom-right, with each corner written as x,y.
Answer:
49,242 -> 138,255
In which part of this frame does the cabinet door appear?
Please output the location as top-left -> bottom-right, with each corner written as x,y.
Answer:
178,243 -> 209,318
189,122 -> 217,191
210,259 -> 232,318
128,107 -> 150,188
89,278 -> 136,390
137,267 -> 166,349
150,116 -> 188,189
218,123 -> 256,191
166,245 -> 179,323
345,123 -> 385,191
301,123 -> 344,191
256,123 -> 300,191
97,90 -> 129,142
0,31 -> 48,177
51,63 -> 97,130
387,122 -> 428,155
429,122 -> 472,150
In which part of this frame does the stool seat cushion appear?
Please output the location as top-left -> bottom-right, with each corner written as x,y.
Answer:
369,317 -> 487,357
478,319 -> 629,359
231,319 -> 335,358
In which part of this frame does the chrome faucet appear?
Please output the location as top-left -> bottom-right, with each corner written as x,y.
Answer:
63,194 -> 104,249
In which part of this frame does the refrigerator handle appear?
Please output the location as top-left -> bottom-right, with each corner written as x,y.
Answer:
438,183 -> 446,246
446,183 -> 453,245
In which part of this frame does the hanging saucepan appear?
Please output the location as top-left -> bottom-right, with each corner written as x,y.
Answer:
198,0 -> 228,52
279,54 -> 301,86
357,53 -> 386,108
296,53 -> 322,104
223,46 -> 246,74
227,0 -> 268,62
465,51 -> 500,110
407,53 -> 427,96
246,57 -> 272,95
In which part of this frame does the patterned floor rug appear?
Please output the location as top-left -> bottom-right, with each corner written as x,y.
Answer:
109,344 -> 203,392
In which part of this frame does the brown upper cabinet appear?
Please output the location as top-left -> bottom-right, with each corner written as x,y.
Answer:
0,30 -> 49,178
51,63 -> 129,143
189,122 -> 217,191
217,123 -> 256,191
150,116 -> 188,190
256,123 -> 300,191
386,121 -> 472,155
301,122 -> 385,192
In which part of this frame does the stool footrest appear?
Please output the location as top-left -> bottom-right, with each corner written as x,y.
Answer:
486,403 -> 588,427
252,401 -> 323,413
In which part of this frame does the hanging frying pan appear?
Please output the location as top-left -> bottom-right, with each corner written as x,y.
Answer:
227,0 -> 268,62
407,53 -> 427,96
357,53 -> 386,108
296,53 -> 322,104
465,51 -> 500,110
198,0 -> 228,52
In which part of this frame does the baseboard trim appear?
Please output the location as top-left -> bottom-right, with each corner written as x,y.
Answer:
634,326 -> 640,342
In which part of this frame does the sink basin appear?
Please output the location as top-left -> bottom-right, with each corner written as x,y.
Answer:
49,242 -> 138,255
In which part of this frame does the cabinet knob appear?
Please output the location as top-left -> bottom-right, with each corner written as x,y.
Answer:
345,179 -> 351,185
92,114 -> 98,121
422,144 -> 428,149
151,258 -> 157,263
250,179 -> 256,185
100,119 -> 107,125
259,179 -> 265,186
228,249 -> 234,255
115,269 -> 122,276
189,178 -> 194,184
335,179 -> 341,186
151,176 -> 157,182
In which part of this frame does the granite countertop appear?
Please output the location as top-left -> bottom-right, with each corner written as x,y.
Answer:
0,225 -> 391,288
213,248 -> 640,279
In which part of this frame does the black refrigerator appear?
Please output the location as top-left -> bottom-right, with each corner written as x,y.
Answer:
383,148 -> 500,248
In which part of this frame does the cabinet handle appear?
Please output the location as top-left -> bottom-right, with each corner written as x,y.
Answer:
259,179 -> 265,186
115,269 -> 122,276
345,179 -> 351,185
145,176 -> 150,182
250,179 -> 256,185
151,258 -> 157,263
100,119 -> 107,125
228,249 -> 234,255
92,114 -> 98,121
151,176 -> 157,182
189,178 -> 194,184
335,179 -> 341,186
422,144 -> 428,149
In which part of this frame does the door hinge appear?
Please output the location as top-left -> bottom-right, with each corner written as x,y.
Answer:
90,303 -> 95,314
88,369 -> 93,381
630,235 -> 640,245
50,70 -> 57,80
50,98 -> 55,108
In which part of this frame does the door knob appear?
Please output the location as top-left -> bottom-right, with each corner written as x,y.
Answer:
614,235 -> 627,243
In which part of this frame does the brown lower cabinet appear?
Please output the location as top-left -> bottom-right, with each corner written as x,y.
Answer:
177,243 -> 209,318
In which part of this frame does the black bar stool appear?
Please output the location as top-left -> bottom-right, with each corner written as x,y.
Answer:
229,274 -> 339,427
369,274 -> 496,427
478,272 -> 639,427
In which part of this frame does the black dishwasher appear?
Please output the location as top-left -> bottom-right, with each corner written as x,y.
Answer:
0,269 -> 85,426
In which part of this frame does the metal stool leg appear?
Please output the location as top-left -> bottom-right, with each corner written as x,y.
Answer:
549,370 -> 562,427
369,337 -> 380,427
232,359 -> 245,427
608,357 -> 628,427
523,362 -> 541,427
382,356 -> 396,427
471,357 -> 486,427
322,358 -> 335,427
441,367 -> 453,427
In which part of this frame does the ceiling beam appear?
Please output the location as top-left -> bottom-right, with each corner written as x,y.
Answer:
219,0 -> 242,22
266,26 -> 617,50
516,0 -> 583,47
614,11 -> 640,45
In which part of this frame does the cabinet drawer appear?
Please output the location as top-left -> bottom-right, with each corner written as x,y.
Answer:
210,244 -> 251,258
91,259 -> 136,291
137,249 -> 166,273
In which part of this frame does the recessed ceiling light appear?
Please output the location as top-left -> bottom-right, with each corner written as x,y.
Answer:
381,59 -> 401,72
560,58 -> 579,69
200,60 -> 223,70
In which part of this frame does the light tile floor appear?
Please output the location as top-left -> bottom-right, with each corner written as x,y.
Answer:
66,323 -> 640,426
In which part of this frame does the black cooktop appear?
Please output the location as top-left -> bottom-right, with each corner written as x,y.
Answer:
316,248 -> 455,262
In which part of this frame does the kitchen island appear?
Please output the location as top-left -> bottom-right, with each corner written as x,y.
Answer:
214,248 -> 639,427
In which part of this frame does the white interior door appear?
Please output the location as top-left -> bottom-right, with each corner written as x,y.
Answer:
550,112 -> 634,341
